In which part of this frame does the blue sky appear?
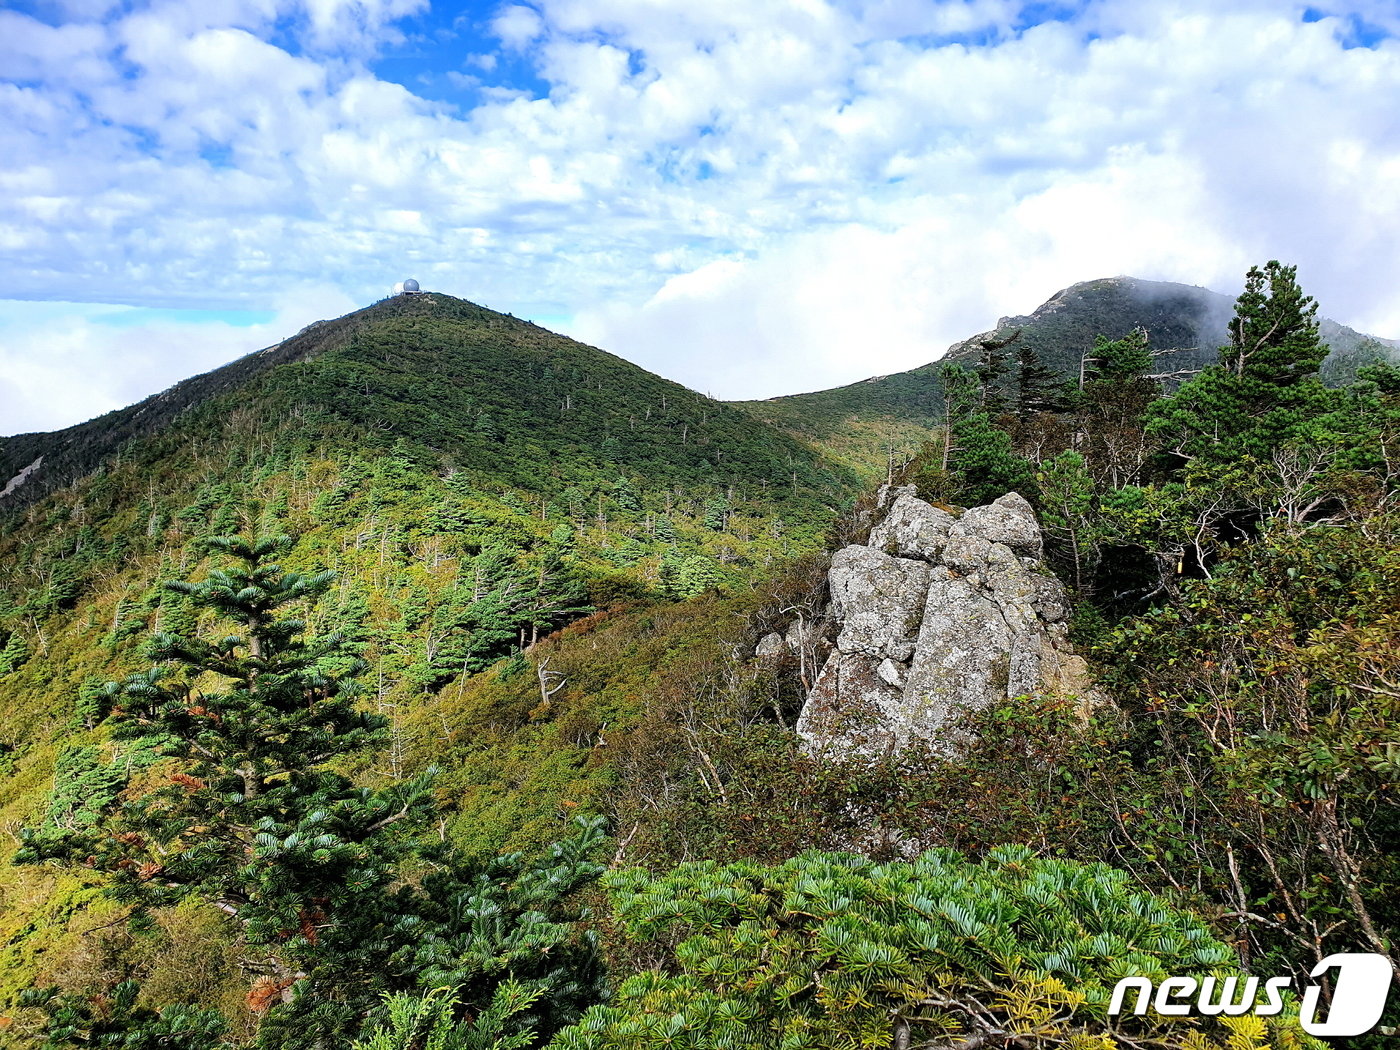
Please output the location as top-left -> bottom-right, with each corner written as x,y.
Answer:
3,0 -> 1400,433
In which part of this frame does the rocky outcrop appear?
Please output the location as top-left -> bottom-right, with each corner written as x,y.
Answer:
795,487 -> 1100,757
0,456 -> 43,500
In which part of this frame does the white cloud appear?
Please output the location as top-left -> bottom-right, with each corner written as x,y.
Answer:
565,162 -> 1243,401
3,0 -> 1400,430
491,5 -> 545,50
559,2 -> 1400,397
300,0 -> 428,51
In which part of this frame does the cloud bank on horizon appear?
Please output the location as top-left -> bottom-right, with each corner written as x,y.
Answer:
3,0 -> 1400,433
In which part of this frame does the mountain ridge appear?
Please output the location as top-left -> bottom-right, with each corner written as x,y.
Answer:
1,292 -> 853,511
730,275 -> 1399,473
0,300 -> 380,506
8,275 -> 1395,507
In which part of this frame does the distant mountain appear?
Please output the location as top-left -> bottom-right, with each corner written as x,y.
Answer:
732,276 -> 1399,474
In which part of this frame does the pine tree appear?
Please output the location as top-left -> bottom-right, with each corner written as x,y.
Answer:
1221,261 -> 1327,384
19,536 -> 440,1044
552,847 -> 1312,1050
18,537 -> 609,1049
1150,262 -> 1334,467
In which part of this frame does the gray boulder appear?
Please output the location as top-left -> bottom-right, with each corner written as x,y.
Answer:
755,632 -> 788,661
900,569 -> 1015,735
957,492 -> 1043,558
875,483 -> 917,511
797,489 -> 1103,758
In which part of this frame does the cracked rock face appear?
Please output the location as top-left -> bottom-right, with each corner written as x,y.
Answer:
796,491 -> 1100,757
828,546 -> 929,662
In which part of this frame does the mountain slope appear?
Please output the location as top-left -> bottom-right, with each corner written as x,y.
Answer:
0,290 -> 866,1013
732,276 -> 1399,474
2,279 -> 1398,1043
2,292 -> 852,510
0,289 -> 858,804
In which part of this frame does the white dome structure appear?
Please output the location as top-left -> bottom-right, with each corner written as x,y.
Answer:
392,281 -> 405,294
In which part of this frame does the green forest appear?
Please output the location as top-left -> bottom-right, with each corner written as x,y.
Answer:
0,263 -> 1396,1048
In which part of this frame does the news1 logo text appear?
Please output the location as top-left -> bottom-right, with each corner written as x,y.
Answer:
1109,953 -> 1394,1037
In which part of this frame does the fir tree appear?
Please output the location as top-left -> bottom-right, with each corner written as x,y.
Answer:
1036,450 -> 1099,593
19,981 -> 231,1050
938,363 -> 1037,506
475,412 -> 501,443
18,537 -> 439,1043
0,630 -> 29,675
975,334 -> 1015,414
938,361 -> 982,427
685,556 -> 718,597
41,563 -> 81,613
1150,262 -> 1334,467
1076,329 -> 1160,489
18,536 -> 608,1049
1014,345 -> 1061,416
612,477 -> 642,513
702,496 -> 729,531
